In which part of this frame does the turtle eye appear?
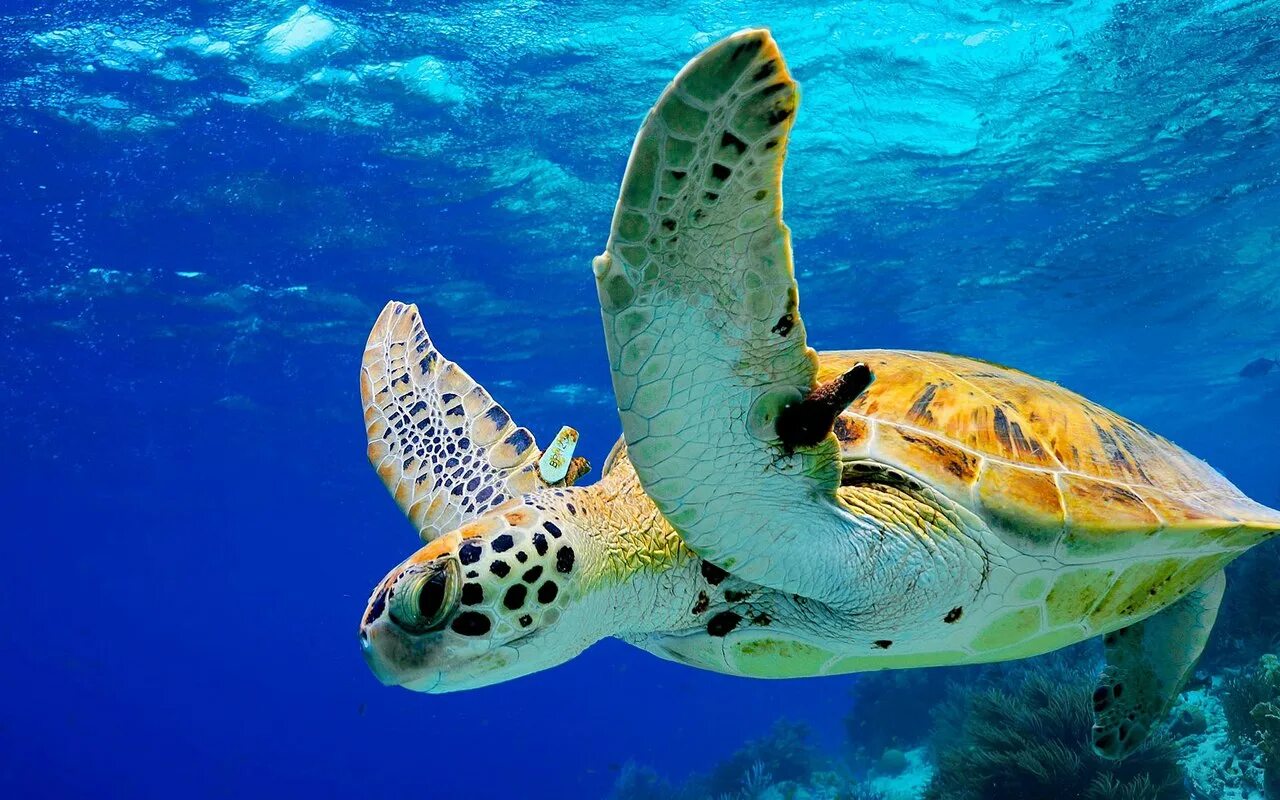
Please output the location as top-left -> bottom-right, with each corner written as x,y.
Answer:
389,561 -> 458,634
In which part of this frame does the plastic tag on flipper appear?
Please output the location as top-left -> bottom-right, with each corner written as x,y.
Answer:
539,426 -> 579,484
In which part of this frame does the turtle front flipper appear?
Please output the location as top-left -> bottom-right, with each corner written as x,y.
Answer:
1091,570 -> 1225,759
592,30 -> 859,600
362,302 -> 588,542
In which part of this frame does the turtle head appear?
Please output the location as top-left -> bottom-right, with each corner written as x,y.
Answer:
359,500 -> 606,692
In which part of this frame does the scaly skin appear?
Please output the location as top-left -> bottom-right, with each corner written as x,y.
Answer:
360,431 -> 1249,688
359,451 -> 706,692
362,437 -> 988,688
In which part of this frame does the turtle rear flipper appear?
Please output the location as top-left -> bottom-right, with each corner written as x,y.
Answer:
1091,570 -> 1225,759
361,301 -> 587,543
593,29 -> 861,600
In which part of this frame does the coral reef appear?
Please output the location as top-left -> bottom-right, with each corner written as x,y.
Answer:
609,583 -> 1280,800
608,646 -> 1280,800
844,641 -> 1099,764
1221,654 -> 1280,796
1171,686 -> 1265,800
609,763 -> 683,800
863,746 -> 931,800
703,720 -> 828,798
923,659 -> 1188,800
607,718 -> 888,800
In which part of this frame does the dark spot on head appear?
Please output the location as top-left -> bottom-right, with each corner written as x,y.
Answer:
1114,683 -> 1125,698
489,560 -> 510,578
752,613 -> 772,626
692,592 -> 709,615
710,163 -> 731,182
566,503 -> 577,515
451,612 -> 491,637
459,541 -> 483,565
518,614 -> 532,628
724,589 -> 750,603
754,189 -> 768,201
873,640 -> 893,649
764,139 -> 778,149
555,546 -> 575,574
669,170 -> 686,182
537,581 -> 559,604
466,570 -> 478,579
1095,732 -> 1116,752
753,60 -> 777,81
770,313 -> 794,337
515,551 -> 528,563
532,532 -> 549,556
944,606 -> 963,624
460,583 -> 484,605
707,611 -> 742,637
522,565 -> 543,584
491,534 -> 514,553
704,191 -> 719,203
701,561 -> 729,585
542,521 -> 562,538
661,218 -> 676,231
503,585 -> 527,610
761,82 -> 789,97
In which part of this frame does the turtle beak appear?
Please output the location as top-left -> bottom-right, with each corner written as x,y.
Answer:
359,625 -> 400,686
359,615 -> 441,690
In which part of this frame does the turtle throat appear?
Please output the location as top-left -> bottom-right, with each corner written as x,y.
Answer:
531,460 -> 705,638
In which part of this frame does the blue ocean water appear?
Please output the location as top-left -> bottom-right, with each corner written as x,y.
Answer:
2,1 -> 1279,798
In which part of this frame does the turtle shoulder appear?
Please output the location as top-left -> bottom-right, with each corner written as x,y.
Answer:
819,350 -> 1280,555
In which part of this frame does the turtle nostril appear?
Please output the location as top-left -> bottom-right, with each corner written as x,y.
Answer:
359,629 -> 370,645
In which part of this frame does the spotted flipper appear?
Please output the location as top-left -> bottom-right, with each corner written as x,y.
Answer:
362,302 -> 577,543
592,30 -> 856,600
1091,570 -> 1225,759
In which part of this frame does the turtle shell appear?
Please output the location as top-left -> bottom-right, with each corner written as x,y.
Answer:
819,350 -> 1280,558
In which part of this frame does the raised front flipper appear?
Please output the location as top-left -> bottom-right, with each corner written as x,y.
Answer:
361,302 -> 587,542
592,29 -> 861,601
1092,570 -> 1225,759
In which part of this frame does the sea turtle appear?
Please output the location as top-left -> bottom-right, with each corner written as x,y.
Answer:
358,29 -> 1280,758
